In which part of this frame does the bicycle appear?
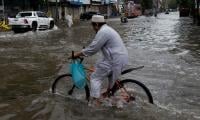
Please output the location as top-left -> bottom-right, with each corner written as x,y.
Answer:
51,51 -> 154,105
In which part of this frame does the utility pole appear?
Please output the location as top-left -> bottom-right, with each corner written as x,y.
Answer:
1,0 -> 5,19
153,0 -> 158,17
197,0 -> 200,25
156,0 -> 159,16
165,0 -> 168,10
46,0 -> 49,12
56,0 -> 58,22
192,0 -> 196,24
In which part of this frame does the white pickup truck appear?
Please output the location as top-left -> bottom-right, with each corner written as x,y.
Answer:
8,11 -> 54,33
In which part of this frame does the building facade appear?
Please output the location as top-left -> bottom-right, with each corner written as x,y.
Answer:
48,0 -> 119,20
1,0 -> 119,21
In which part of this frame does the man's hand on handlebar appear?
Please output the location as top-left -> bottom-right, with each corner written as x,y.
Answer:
68,51 -> 84,59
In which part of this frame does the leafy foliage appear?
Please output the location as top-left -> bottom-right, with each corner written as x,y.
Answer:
168,0 -> 178,9
141,0 -> 153,9
176,0 -> 193,7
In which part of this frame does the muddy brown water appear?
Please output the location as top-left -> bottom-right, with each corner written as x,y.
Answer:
0,12 -> 200,120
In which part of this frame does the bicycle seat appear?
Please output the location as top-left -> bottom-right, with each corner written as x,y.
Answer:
121,66 -> 144,75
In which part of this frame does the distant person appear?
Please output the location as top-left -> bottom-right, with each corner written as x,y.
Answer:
65,14 -> 73,27
61,11 -> 65,21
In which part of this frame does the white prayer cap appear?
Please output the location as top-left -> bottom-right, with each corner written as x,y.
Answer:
91,15 -> 106,23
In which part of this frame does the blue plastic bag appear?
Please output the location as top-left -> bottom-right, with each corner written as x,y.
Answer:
70,60 -> 86,89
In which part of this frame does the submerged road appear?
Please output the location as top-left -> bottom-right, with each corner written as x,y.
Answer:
0,12 -> 200,120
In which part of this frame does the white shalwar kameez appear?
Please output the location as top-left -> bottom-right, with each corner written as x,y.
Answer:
82,24 -> 129,98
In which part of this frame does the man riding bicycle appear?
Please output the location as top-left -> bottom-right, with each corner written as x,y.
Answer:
70,15 -> 129,106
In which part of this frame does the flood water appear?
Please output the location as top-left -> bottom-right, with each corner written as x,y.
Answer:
0,12 -> 200,120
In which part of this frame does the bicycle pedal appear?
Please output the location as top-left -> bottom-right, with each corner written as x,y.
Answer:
68,90 -> 73,95
129,96 -> 135,101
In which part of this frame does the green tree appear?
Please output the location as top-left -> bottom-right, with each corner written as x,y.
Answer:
141,0 -> 153,13
178,0 -> 200,25
168,0 -> 178,9
176,0 -> 192,8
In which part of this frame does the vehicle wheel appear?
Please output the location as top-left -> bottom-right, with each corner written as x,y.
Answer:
125,18 -> 128,22
121,17 -> 128,23
86,16 -> 90,20
51,74 -> 90,101
49,21 -> 54,29
32,22 -> 37,32
13,29 -> 19,33
111,79 -> 154,104
12,28 -> 21,33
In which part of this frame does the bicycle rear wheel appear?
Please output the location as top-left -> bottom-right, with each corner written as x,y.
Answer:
112,79 -> 153,104
51,74 -> 90,101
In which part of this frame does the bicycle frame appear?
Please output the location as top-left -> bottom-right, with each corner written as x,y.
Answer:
84,66 -> 94,81
83,65 -> 134,102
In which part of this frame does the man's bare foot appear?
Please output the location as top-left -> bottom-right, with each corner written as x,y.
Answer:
101,89 -> 112,98
88,98 -> 101,107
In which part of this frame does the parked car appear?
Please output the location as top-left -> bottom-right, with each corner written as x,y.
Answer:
120,13 -> 128,23
165,10 -> 169,14
80,11 -> 101,20
8,11 -> 54,33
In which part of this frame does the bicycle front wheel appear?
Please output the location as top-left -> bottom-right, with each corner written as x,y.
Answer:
51,74 -> 90,101
112,79 -> 154,104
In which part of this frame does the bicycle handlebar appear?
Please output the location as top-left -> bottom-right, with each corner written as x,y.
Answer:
70,51 -> 84,63
69,47 -> 85,63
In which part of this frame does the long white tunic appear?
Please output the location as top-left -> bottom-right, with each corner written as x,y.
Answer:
82,24 -> 128,98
